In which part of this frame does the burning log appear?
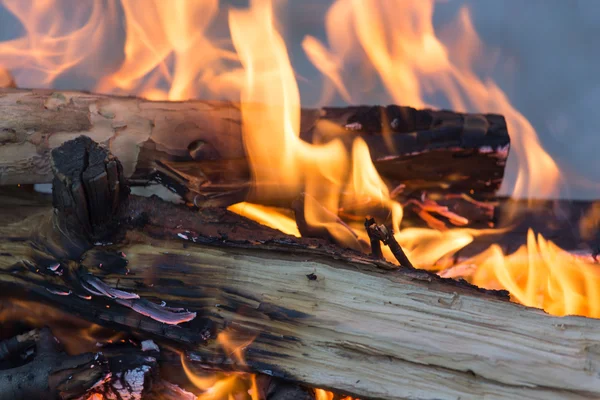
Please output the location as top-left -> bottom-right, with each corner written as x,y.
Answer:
0,136 -> 598,399
0,88 -> 509,202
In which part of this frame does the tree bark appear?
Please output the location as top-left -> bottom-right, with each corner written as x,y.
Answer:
0,88 -> 509,201
0,136 -> 598,400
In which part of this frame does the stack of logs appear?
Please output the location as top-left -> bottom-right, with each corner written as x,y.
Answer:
0,88 -> 599,399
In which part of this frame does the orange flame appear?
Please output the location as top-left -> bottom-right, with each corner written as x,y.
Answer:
0,0 -> 118,87
470,229 -> 600,318
96,0 -> 241,101
0,2 -> 598,396
182,328 -> 349,400
228,0 -> 403,252
181,329 -> 260,400
315,389 -> 334,400
303,0 -> 561,201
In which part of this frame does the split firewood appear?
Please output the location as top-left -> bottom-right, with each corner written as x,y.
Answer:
0,136 -> 599,399
0,88 -> 509,203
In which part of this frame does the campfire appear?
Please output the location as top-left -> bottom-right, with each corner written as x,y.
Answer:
0,0 -> 599,399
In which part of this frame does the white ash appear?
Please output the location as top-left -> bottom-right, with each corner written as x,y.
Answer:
109,365 -> 151,400
344,122 -> 362,131
494,144 -> 510,159
141,340 -> 160,352
82,274 -> 139,300
130,184 -> 184,204
47,263 -> 60,271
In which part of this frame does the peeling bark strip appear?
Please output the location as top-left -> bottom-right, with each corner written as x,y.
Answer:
0,88 -> 509,199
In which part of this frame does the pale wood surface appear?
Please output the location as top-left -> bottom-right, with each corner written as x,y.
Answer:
0,190 -> 598,400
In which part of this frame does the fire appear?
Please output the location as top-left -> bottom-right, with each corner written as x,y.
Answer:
227,202 -> 300,237
181,329 -> 350,400
0,0 -> 598,397
303,0 -> 561,201
0,0 -> 118,88
96,0 -> 242,101
470,229 -> 600,318
181,329 -> 262,400
228,0 -> 403,252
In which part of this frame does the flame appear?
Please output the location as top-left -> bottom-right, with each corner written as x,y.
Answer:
0,0 -> 118,87
0,1 -> 599,396
303,0 -> 561,201
315,389 -> 334,400
469,229 -> 600,318
0,0 -> 536,269
181,330 -> 258,400
96,0 -> 241,101
227,202 -> 300,237
315,389 -> 357,400
182,328 -> 348,400
0,298 -> 123,354
228,0 -> 403,253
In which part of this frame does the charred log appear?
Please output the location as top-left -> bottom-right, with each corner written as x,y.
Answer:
0,137 -> 599,400
0,327 -> 158,400
0,88 -> 509,202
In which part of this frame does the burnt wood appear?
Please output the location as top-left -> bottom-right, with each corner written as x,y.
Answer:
0,88 -> 509,201
0,137 -> 599,400
0,327 -> 158,400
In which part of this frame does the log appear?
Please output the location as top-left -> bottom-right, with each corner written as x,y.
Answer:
0,327 -> 158,400
0,299 -> 315,400
0,88 -> 509,201
1,137 -> 599,399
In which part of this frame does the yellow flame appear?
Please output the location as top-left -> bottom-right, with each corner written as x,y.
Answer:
315,389 -> 334,400
0,0 -> 118,87
303,0 -> 560,201
181,330 -> 259,399
227,203 -> 300,237
228,0 -> 403,253
471,229 -> 600,318
182,329 -> 346,400
96,0 -> 241,101
0,0 -> 596,377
